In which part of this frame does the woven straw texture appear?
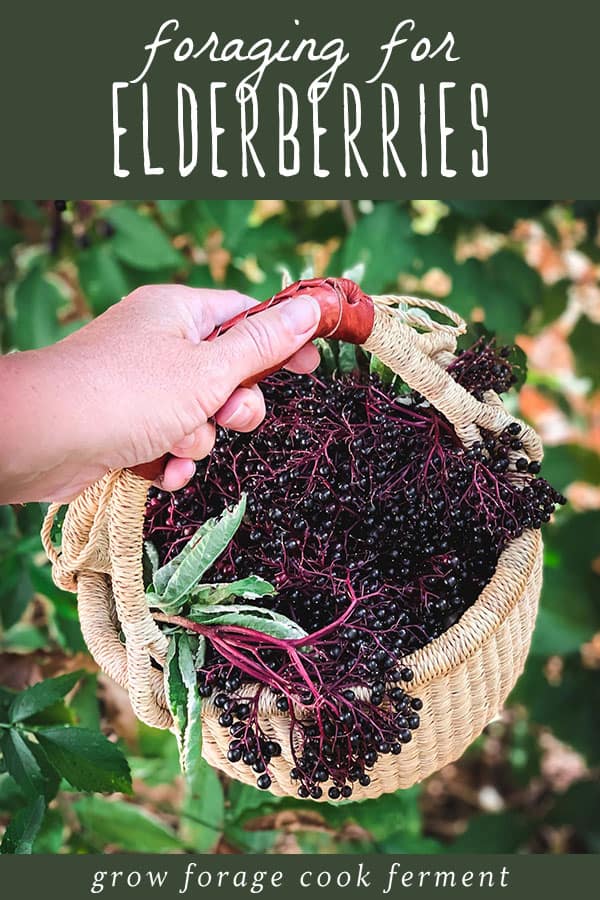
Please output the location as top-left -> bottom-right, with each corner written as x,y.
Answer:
41,294 -> 544,801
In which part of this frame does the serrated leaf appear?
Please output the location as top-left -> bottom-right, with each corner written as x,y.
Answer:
188,604 -> 308,640
74,797 -> 182,852
0,796 -> 45,854
151,497 -> 246,610
165,633 -> 203,777
104,205 -> 182,271
0,730 -> 46,797
189,575 -> 275,606
8,671 -> 82,723
35,726 -> 132,794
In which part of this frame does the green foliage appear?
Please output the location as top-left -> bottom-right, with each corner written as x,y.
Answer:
0,796 -> 45,854
1,198 -> 599,854
74,796 -> 182,852
103,205 -> 183,272
149,496 -> 248,607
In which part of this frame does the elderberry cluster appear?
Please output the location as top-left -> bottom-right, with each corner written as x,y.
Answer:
145,349 -> 565,798
448,337 -> 519,400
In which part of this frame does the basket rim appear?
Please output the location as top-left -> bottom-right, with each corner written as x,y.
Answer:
201,528 -> 542,718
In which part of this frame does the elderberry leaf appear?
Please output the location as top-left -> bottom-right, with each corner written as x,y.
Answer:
164,632 -> 203,775
164,635 -> 188,747
0,796 -> 46,855
74,796 -> 182,852
103,205 -> 183,271
187,604 -> 308,641
189,576 -> 275,606
8,671 -> 82,723
151,496 -> 247,609
35,726 -> 132,794
0,730 -> 47,798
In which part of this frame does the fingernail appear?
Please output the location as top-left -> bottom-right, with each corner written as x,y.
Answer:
221,400 -> 253,429
279,296 -> 321,335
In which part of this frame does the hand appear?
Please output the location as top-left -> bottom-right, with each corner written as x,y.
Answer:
0,285 -> 321,504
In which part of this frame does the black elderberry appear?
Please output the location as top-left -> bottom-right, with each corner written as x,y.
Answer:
257,773 -> 272,790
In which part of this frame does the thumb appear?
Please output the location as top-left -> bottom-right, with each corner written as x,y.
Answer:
206,295 -> 321,397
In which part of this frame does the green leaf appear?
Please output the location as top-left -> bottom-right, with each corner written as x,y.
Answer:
70,674 -> 101,731
31,807 -> 64,854
0,797 -> 46,854
444,811 -> 532,853
187,604 -> 308,641
323,786 -> 423,843
11,267 -> 64,350
0,730 -> 46,797
164,635 -> 189,750
531,511 -> 600,656
549,780 -> 600,851
447,200 -> 550,230
8,671 -> 82,723
189,575 -> 275,606
165,633 -> 203,776
0,622 -> 47,653
369,352 -> 395,385
195,200 -> 254,251
337,203 -> 415,294
541,445 -> 600,493
0,553 -> 33,629
74,797 -> 182,852
156,200 -> 187,231
78,244 -> 130,314
152,496 -> 247,609
337,341 -> 358,373
511,653 -> 600,766
570,318 -> 600,387
315,338 -> 337,374
35,725 -> 132,794
181,758 -> 225,852
103,205 -> 182,271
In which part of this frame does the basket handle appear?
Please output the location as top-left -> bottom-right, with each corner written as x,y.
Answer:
129,278 -> 374,482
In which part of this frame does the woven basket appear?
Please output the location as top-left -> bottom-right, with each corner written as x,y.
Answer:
41,291 -> 544,801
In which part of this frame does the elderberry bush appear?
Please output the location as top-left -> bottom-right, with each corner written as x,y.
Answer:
144,341 -> 565,799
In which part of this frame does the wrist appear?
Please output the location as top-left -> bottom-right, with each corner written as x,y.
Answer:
0,344 -> 101,503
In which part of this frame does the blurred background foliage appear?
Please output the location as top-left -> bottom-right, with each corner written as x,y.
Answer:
0,198 -> 599,854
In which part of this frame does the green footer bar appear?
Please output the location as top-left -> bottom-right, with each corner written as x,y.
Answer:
1,855 -> 598,899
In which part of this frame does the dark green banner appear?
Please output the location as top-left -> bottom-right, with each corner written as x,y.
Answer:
1,854 -> 599,898
0,0 -> 598,196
